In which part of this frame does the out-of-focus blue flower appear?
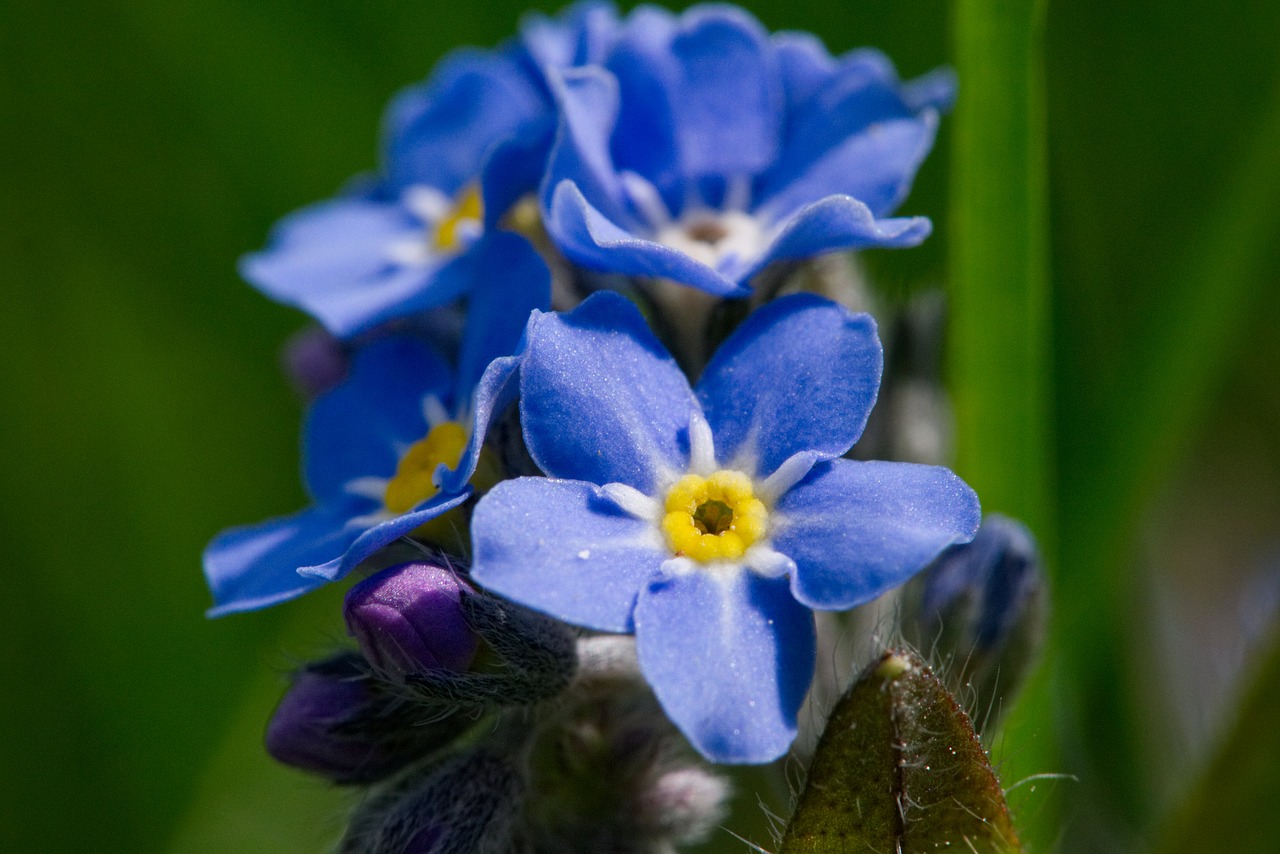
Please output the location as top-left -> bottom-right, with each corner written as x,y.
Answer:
470,291 -> 979,762
238,3 -> 618,338
205,234 -> 548,615
540,5 -> 952,296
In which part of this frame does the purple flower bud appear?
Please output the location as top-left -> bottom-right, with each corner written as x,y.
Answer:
344,562 -> 479,681
265,655 -> 405,783
265,653 -> 477,784
281,325 -> 348,400
918,514 -> 1044,649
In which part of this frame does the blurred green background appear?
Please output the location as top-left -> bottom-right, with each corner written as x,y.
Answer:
3,1 -> 1279,851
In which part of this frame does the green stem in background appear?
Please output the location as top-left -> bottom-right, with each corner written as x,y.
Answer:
948,0 -> 1057,846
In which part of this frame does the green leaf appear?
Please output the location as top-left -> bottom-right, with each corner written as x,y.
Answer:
947,1 -> 1060,844
949,0 -> 1052,538
780,649 -> 1021,854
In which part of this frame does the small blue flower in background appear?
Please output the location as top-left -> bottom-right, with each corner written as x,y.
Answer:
539,5 -> 953,297
205,234 -> 548,615
238,2 -> 626,339
470,291 -> 979,762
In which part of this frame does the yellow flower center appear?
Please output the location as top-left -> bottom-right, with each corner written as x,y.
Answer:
383,422 -> 470,514
661,470 -> 768,563
431,185 -> 483,252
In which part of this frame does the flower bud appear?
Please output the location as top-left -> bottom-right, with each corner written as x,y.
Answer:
282,325 -> 348,399
900,514 -> 1047,732
396,588 -> 577,709
344,562 -> 479,682
265,653 -> 473,784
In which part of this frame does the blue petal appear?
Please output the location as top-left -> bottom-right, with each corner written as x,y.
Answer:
470,478 -> 665,632
697,294 -> 882,477
456,232 -> 550,400
600,6 -> 681,203
520,291 -> 699,493
541,66 -> 632,226
239,197 -> 433,338
304,337 -> 454,504
480,120 -> 555,229
383,48 -> 545,194
759,112 -> 940,221
665,7 -> 781,181
902,67 -> 958,114
520,1 -> 619,76
545,182 -> 747,295
634,569 -> 814,764
300,489 -> 473,582
437,354 -> 521,497
204,503 -> 362,616
748,195 -> 931,275
773,31 -> 836,108
772,459 -> 981,611
349,248 -> 477,332
762,49 -> 936,213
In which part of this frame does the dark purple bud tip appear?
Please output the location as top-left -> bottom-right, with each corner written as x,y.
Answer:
282,326 -> 349,400
344,561 -> 478,681
265,658 -> 396,782
919,514 -> 1044,649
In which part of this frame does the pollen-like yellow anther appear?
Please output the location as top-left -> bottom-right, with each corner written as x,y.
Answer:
432,185 -> 483,252
383,421 -> 470,514
662,470 -> 768,563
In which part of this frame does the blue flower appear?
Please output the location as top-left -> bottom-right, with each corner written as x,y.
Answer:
470,291 -> 979,762
205,234 -> 548,615
540,5 -> 953,296
240,37 -> 555,338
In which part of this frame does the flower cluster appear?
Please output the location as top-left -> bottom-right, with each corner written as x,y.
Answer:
205,2 -> 980,847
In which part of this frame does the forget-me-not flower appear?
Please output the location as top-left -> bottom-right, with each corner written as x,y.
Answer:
240,41 -> 553,338
540,5 -> 952,297
205,234 -> 549,615
470,291 -> 980,762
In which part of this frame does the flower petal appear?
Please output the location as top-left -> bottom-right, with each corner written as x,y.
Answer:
634,568 -> 814,763
541,66 -> 632,225
300,489 -> 474,582
456,232 -> 550,400
204,504 -> 362,616
773,31 -> 837,108
437,354 -> 521,497
239,197 -> 435,338
759,112 -> 940,221
665,7 -> 781,181
304,337 -> 454,504
520,1 -> 619,75
480,121 -> 555,228
470,478 -> 666,632
697,294 -> 882,477
520,291 -> 700,493
748,195 -> 931,276
772,459 -> 981,611
383,48 -> 545,194
545,182 -> 746,295
599,6 -> 680,196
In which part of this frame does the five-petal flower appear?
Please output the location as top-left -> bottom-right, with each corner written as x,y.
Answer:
469,291 -> 980,762
204,234 -> 548,615
539,6 -> 953,297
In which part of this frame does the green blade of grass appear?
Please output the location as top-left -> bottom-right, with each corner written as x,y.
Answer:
948,0 -> 1057,847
